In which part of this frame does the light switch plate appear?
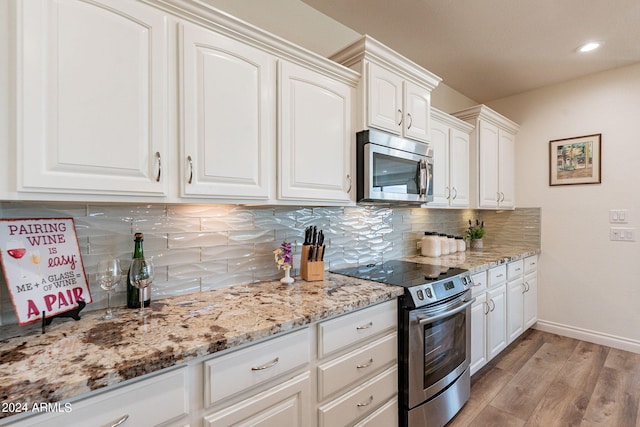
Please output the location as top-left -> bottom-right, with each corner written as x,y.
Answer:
610,227 -> 636,241
610,209 -> 628,223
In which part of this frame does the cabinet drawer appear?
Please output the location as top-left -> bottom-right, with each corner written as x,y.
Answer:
10,367 -> 188,427
203,372 -> 310,427
204,328 -> 310,406
318,300 -> 397,358
353,397 -> 398,427
507,260 -> 524,279
318,365 -> 397,427
318,332 -> 397,400
470,270 -> 487,297
524,255 -> 538,273
487,265 -> 507,287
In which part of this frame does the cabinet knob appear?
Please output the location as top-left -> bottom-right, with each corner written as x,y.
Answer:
356,321 -> 373,330
109,414 -> 129,427
357,395 -> 374,407
155,152 -> 162,182
187,155 -> 193,184
251,357 -> 280,371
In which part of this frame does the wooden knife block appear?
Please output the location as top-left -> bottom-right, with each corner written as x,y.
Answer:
300,245 -> 325,281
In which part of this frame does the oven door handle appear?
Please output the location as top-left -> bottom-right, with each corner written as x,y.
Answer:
417,298 -> 476,325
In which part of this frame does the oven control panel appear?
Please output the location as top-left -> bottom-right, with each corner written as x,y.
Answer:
406,273 -> 472,308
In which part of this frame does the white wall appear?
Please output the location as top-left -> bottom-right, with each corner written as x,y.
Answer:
488,63 -> 640,351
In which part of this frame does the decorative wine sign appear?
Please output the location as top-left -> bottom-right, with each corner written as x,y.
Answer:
0,218 -> 92,325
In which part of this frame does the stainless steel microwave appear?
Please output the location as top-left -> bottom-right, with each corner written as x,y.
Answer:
356,129 -> 433,204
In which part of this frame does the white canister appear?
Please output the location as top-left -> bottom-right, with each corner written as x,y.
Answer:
456,236 -> 466,252
448,235 -> 457,253
439,233 -> 450,255
421,232 -> 441,257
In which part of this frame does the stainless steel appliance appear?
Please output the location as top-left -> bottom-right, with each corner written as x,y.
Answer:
331,260 -> 474,427
356,129 -> 433,204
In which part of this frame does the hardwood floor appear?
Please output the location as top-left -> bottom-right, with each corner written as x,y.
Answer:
447,329 -> 640,427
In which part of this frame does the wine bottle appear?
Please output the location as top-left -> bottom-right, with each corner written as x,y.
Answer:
126,232 -> 151,308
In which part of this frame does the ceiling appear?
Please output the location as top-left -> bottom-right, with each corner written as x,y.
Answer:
301,0 -> 640,103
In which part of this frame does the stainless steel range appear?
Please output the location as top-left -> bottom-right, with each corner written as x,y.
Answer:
331,260 -> 475,427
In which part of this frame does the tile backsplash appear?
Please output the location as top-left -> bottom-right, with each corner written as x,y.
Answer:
0,202 -> 540,325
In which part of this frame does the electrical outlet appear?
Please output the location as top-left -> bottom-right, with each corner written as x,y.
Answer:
610,209 -> 628,223
610,227 -> 636,241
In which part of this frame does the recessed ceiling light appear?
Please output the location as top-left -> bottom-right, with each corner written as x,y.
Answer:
577,42 -> 601,53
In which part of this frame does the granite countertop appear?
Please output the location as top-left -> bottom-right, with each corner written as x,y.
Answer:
0,245 -> 539,420
403,244 -> 540,272
0,273 -> 404,419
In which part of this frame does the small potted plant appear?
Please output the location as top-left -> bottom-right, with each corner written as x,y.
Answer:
466,219 -> 486,249
273,240 -> 294,284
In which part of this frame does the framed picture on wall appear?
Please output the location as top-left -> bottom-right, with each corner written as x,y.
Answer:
549,134 -> 602,186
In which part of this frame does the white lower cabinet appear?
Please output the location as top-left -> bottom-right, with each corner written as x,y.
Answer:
199,300 -> 398,427
203,372 -> 311,427
316,300 -> 398,427
470,257 -> 539,376
8,367 -> 189,427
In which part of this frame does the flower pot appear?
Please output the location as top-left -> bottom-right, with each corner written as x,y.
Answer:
280,266 -> 294,284
470,238 -> 483,250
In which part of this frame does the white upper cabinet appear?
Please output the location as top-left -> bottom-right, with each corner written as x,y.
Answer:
430,109 -> 473,208
453,105 -> 520,209
368,63 -> 404,134
180,23 -> 275,200
403,81 -> 432,142
16,0 -> 168,197
278,61 -> 353,203
8,0 -> 359,205
331,35 -> 441,143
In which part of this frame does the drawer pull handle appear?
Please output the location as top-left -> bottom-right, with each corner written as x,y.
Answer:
251,357 -> 280,371
356,322 -> 373,330
496,273 -> 504,278
109,415 -> 129,427
356,358 -> 374,369
357,395 -> 374,407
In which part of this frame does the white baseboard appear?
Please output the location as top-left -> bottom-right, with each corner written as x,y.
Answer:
534,320 -> 640,354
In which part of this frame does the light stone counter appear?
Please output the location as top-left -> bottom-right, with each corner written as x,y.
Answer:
0,273 -> 404,419
403,245 -> 540,272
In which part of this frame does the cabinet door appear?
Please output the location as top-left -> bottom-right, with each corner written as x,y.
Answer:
180,23 -> 275,200
367,63 -> 403,135
403,81 -> 431,142
449,127 -> 470,207
17,0 -> 168,196
278,61 -> 352,203
478,120 -> 500,208
524,272 -> 538,329
430,119 -> 450,206
470,293 -> 488,375
487,284 -> 507,360
498,129 -> 516,208
507,278 -> 524,343
204,372 -> 310,427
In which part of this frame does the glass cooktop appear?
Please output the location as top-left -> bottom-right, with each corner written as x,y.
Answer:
331,260 -> 467,288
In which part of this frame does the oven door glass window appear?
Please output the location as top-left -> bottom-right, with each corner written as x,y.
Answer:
423,311 -> 466,389
372,152 -> 420,195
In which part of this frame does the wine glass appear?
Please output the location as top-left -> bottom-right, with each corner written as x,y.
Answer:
96,258 -> 122,320
129,258 -> 153,317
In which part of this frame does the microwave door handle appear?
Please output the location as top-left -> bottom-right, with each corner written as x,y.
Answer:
417,298 -> 476,325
